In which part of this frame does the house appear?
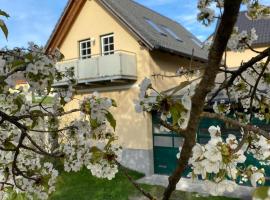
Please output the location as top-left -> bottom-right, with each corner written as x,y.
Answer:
45,0 -> 207,175
209,11 -> 270,68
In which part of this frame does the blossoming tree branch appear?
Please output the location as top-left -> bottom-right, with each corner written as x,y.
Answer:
136,0 -> 270,199
0,0 -> 270,200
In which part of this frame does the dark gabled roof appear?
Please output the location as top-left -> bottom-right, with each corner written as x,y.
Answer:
235,11 -> 270,47
205,11 -> 270,47
99,0 -> 208,61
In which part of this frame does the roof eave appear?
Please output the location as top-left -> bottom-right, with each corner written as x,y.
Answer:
45,0 -> 86,53
156,46 -> 208,63
45,0 -> 73,52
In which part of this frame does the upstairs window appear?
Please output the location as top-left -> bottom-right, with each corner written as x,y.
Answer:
79,39 -> 91,59
144,18 -> 167,36
162,26 -> 182,42
101,34 -> 114,56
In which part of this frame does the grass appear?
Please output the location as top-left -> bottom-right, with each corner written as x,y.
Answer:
32,96 -> 54,104
49,167 -> 239,200
253,187 -> 270,200
50,168 -> 144,200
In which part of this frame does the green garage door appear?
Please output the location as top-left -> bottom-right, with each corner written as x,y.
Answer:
152,112 -> 270,185
152,112 -> 188,175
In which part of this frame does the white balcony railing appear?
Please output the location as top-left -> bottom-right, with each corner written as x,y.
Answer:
54,51 -> 137,86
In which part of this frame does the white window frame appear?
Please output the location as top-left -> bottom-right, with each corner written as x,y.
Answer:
101,34 -> 114,56
79,39 -> 91,59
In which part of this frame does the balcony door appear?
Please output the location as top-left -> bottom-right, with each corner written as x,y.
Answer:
101,34 -> 114,56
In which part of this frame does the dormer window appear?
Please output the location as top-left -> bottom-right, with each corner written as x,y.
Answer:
79,39 -> 91,59
162,26 -> 182,42
101,34 -> 114,56
144,18 -> 167,36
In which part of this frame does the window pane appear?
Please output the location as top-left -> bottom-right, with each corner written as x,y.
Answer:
86,42 -> 91,48
87,49 -> 91,55
104,38 -> 109,44
174,137 -> 184,147
154,136 -> 173,147
104,45 -> 109,52
82,42 -> 86,49
82,50 -> 86,56
109,36 -> 114,43
110,44 -> 114,51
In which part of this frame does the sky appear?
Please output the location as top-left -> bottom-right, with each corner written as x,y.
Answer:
2,0 -> 266,48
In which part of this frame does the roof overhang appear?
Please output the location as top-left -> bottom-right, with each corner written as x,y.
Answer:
45,0 -> 86,53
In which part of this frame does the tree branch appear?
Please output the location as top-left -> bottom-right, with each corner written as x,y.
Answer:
116,162 -> 156,200
209,46 -> 270,103
201,112 -> 270,140
162,1 -> 242,199
160,120 -> 186,137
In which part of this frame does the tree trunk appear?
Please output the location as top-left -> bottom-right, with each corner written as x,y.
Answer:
162,1 -> 242,199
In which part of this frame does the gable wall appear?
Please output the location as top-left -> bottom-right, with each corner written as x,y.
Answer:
226,46 -> 268,68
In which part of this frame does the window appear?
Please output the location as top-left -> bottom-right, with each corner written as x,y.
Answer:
79,39 -> 91,59
101,34 -> 114,55
144,18 -> 167,36
162,26 -> 182,41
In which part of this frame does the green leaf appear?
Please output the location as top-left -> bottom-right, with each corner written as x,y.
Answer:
263,73 -> 270,84
0,20 -> 8,39
0,10 -> 10,18
106,111 -> 116,131
90,146 -> 101,153
90,147 -> 103,162
104,137 -> 116,151
60,97 -> 66,106
30,110 -> 44,117
90,119 -> 99,129
111,99 -> 117,107
11,60 -> 25,69
169,102 -> 186,125
4,140 -> 15,149
11,96 -> 24,114
28,110 -> 44,129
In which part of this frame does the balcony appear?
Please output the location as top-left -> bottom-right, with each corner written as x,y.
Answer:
54,51 -> 137,87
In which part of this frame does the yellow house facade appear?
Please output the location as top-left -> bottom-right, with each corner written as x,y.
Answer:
46,0 -> 207,175
222,11 -> 270,68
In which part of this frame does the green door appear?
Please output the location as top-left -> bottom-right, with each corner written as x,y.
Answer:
154,146 -> 179,175
152,112 -> 187,175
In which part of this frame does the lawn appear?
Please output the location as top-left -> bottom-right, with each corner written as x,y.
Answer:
49,167 -> 240,200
